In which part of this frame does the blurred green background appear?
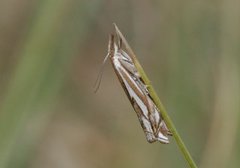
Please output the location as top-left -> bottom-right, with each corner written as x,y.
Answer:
0,0 -> 240,167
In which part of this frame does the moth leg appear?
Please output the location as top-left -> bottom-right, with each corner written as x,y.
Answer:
143,84 -> 151,95
145,84 -> 151,90
135,77 -> 150,95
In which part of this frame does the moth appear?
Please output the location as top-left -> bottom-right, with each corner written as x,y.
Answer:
95,24 -> 172,143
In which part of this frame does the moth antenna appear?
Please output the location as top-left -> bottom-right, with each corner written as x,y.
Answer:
94,35 -> 114,93
93,53 -> 109,93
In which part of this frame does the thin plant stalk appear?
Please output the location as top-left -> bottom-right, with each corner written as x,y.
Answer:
114,24 -> 198,168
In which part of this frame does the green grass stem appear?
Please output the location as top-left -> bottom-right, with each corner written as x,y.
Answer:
114,24 -> 198,168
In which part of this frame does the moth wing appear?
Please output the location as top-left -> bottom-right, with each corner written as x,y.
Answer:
132,99 -> 157,143
160,120 -> 172,136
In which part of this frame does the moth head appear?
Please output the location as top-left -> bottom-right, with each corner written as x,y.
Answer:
108,34 -> 115,57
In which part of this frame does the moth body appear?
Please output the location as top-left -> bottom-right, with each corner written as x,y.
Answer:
107,34 -> 171,143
